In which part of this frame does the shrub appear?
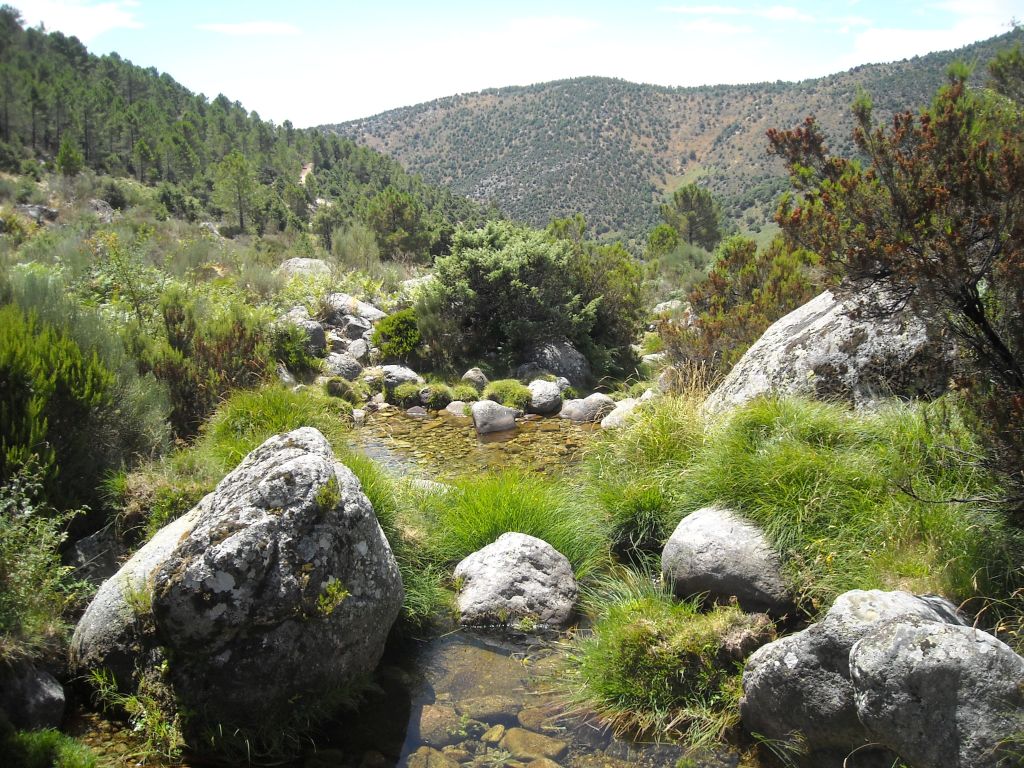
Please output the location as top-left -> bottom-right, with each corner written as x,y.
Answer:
324,377 -> 369,406
390,381 -> 422,408
483,379 -> 532,410
416,471 -> 611,579
565,569 -> 751,745
371,307 -> 422,363
0,720 -> 99,768
0,462 -> 89,663
271,322 -> 321,377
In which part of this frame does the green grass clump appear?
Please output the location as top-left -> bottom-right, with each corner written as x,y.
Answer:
483,379 -> 532,410
1,722 -> 99,768
324,376 -> 369,406
416,470 -> 610,579
565,568 -> 752,746
419,383 -> 453,410
451,383 -> 480,402
390,381 -> 422,408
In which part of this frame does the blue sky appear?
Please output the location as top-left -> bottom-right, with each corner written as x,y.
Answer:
12,1 -> 1022,127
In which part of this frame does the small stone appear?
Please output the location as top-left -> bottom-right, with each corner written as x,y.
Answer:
499,729 -> 568,762
418,704 -> 462,748
456,695 -> 521,723
481,724 -> 506,744
525,759 -> 562,768
516,706 -> 553,732
405,746 -> 459,768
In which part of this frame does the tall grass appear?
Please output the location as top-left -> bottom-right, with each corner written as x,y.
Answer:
415,471 -> 612,580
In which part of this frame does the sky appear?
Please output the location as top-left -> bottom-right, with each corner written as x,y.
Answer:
11,1 -> 1023,128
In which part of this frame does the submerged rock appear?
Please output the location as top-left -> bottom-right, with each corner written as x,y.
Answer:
705,288 -> 954,414
740,589 -> 966,767
71,428 -> 403,736
850,616 -> 1024,768
454,532 -> 577,628
662,506 -> 792,615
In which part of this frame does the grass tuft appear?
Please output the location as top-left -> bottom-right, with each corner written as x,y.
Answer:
482,379 -> 532,410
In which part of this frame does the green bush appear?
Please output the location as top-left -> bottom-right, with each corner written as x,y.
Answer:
565,569 -> 750,745
420,383 -> 453,410
0,721 -> 99,768
324,377 -> 369,406
390,381 -> 422,408
271,322 -> 321,377
483,379 -> 532,410
0,462 -> 89,663
417,471 -> 611,580
451,383 -> 480,402
371,307 -> 422,363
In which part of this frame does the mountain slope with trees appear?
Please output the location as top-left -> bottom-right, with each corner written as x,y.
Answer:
325,27 -> 1024,240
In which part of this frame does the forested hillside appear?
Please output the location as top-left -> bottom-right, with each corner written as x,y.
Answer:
0,6 -> 492,253
326,27 -> 1024,239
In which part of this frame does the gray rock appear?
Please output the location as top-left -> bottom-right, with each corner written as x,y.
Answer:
325,352 -> 363,380
740,589 -> 965,766
444,401 -> 470,419
72,428 -> 403,733
662,507 -> 792,615
340,314 -> 373,340
471,400 -> 517,434
381,364 -> 423,390
347,338 -> 370,362
15,204 -> 58,223
406,406 -> 428,418
559,393 -> 615,423
523,340 -> 592,387
352,409 -> 366,426
514,362 -> 548,383
653,299 -> 684,315
527,380 -> 562,415
600,398 -> 640,429
89,198 -> 115,223
705,288 -> 954,414
275,257 -> 332,280
0,660 -> 65,730
67,527 -> 123,586
280,306 -> 327,357
850,617 -> 1024,768
641,352 -> 667,367
461,367 -> 489,392
277,363 -> 298,387
454,533 -> 577,628
554,377 -> 571,392
324,292 -> 387,323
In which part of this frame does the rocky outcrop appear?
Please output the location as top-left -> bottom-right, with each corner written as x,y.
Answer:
471,400 -> 517,434
850,616 -> 1024,768
454,533 -> 577,628
740,589 -> 966,767
0,660 -> 65,730
705,288 -> 954,414
89,198 -> 115,224
340,314 -> 373,340
275,257 -> 332,280
71,428 -> 403,734
324,292 -> 387,323
662,507 -> 792,615
526,380 -> 562,415
559,393 -> 615,423
325,351 -> 363,380
522,340 -> 592,388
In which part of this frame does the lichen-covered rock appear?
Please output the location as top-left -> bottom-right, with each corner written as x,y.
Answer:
705,288 -> 954,414
523,340 -> 592,387
324,292 -> 387,323
0,660 -> 65,730
527,379 -> 562,415
471,400 -> 517,435
740,589 -> 965,767
325,351 -> 363,380
461,367 -> 489,391
850,617 -> 1024,768
347,338 -> 370,362
601,395 -> 653,429
559,393 -> 615,423
71,428 -> 403,734
275,257 -> 331,280
661,507 -> 792,615
454,533 -> 577,628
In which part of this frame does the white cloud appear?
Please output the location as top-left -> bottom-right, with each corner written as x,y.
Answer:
662,4 -> 811,21
679,19 -> 753,35
196,21 -> 301,37
16,0 -> 141,42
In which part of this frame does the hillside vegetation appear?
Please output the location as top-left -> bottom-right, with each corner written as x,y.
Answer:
326,28 -> 1024,240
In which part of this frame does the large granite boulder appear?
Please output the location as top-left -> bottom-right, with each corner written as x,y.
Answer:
324,292 -> 387,324
461,367 -> 489,392
661,507 -> 792,615
704,288 -> 954,414
522,340 -> 592,388
0,660 -> 65,730
526,380 -> 562,416
471,400 -> 517,435
454,533 -> 577,628
559,393 -> 615,423
740,589 -> 965,767
381,364 -> 424,390
70,428 -> 403,734
324,351 -> 363,381
850,616 -> 1024,768
275,257 -> 331,280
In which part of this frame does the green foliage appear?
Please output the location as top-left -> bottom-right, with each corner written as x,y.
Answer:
660,183 -> 722,251
0,461 -> 88,663
1,720 -> 99,768
483,379 -> 532,410
89,667 -> 184,762
372,307 -> 422,363
769,64 -> 1024,511
566,569 -> 747,745
451,383 -> 480,402
314,477 -> 341,513
416,470 -> 611,579
55,135 -> 84,177
362,185 -> 431,261
661,236 -> 825,376
420,383 -> 454,410
271,322 -> 321,377
0,304 -> 118,508
315,578 -> 350,617
212,150 -> 257,232
324,376 -> 369,406
391,381 -> 422,408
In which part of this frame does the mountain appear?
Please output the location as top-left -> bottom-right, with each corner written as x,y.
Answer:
324,28 -> 1024,241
